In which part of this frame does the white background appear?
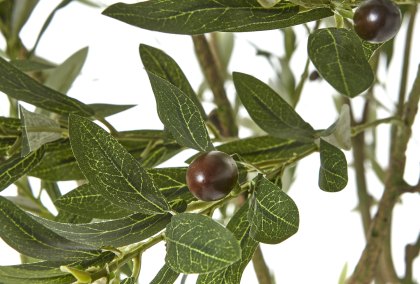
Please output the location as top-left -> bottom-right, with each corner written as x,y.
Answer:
0,0 -> 419,283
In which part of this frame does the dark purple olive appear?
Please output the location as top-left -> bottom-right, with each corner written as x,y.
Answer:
353,0 -> 402,43
186,151 -> 238,201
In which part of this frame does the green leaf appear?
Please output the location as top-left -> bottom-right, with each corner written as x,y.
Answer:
248,175 -> 299,244
0,137 -> 15,155
0,148 -> 44,192
44,47 -> 88,94
89,103 -> 136,118
31,212 -> 172,248
0,56 -> 93,116
69,114 -> 170,214
211,136 -> 317,167
140,44 -> 206,118
0,116 -> 21,137
10,59 -> 55,72
150,264 -> 179,284
54,184 -> 133,220
362,41 -> 383,61
20,106 -> 61,155
197,201 -> 258,284
9,0 -> 39,40
232,72 -> 314,141
320,104 -> 351,150
165,213 -> 241,274
145,72 -> 213,152
0,196 -> 100,261
28,140 -> 83,181
318,139 -> 348,192
121,277 -> 136,284
103,1 -> 333,34
308,28 -> 374,97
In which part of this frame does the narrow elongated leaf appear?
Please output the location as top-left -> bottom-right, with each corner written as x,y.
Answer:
69,114 -> 170,214
197,202 -> 258,284
20,107 -> 61,155
318,139 -> 348,192
32,212 -> 172,248
146,72 -> 213,152
0,57 -> 93,115
216,136 -> 317,166
0,148 -> 45,192
140,44 -> 206,117
0,196 -> 99,261
121,278 -> 136,284
89,103 -> 136,118
10,59 -> 54,72
44,47 -> 88,94
10,0 -> 39,39
0,117 -> 21,137
249,176 -> 299,244
29,139 -> 83,181
233,72 -> 314,141
149,264 -> 179,284
165,213 -> 241,274
103,1 -> 333,34
308,28 -> 374,97
54,184 -> 133,219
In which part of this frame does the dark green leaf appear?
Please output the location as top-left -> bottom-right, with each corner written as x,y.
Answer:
20,107 -> 61,155
29,140 -> 83,181
150,264 -> 179,284
69,114 -> 170,214
31,212 -> 172,248
145,72 -> 213,152
0,56 -> 93,116
233,72 -> 314,141
89,103 -> 136,118
55,184 -> 133,219
165,213 -> 241,274
103,1 -> 333,34
9,0 -> 39,39
308,28 -> 374,97
0,137 -> 15,155
0,148 -> 45,192
362,41 -> 383,61
0,116 -> 21,137
54,210 -> 91,225
249,176 -> 299,244
0,196 -> 100,261
140,44 -> 206,117
139,142 -> 183,168
197,202 -> 258,284
318,139 -> 348,192
121,277 -> 136,284
44,47 -> 88,94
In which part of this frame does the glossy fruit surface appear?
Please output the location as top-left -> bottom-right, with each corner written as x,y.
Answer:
353,0 -> 401,43
186,151 -> 238,201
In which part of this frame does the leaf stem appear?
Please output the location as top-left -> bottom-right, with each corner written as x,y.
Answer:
351,116 -> 401,136
192,34 -> 238,137
252,245 -> 273,284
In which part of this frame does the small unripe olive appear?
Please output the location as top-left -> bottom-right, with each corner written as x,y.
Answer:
353,0 -> 402,43
186,151 -> 238,201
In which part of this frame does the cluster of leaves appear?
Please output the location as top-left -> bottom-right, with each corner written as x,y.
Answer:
0,0 -> 414,283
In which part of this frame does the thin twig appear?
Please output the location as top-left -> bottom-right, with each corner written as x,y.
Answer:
252,245 -> 272,284
192,34 -> 238,137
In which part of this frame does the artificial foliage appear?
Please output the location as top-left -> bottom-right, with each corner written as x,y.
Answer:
0,0 -> 419,283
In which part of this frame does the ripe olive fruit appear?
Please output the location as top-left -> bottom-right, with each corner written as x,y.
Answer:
353,0 -> 402,43
186,151 -> 238,201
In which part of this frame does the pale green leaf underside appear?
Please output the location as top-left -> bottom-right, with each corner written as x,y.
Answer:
69,114 -> 170,214
318,139 -> 348,192
150,264 -> 179,284
0,148 -> 45,192
308,28 -> 374,98
31,212 -> 172,248
0,57 -> 93,116
165,213 -> 241,274
249,176 -> 299,244
20,107 -> 61,156
103,0 -> 333,34
146,72 -> 213,152
0,196 -> 99,261
140,44 -> 206,118
233,72 -> 315,141
197,201 -> 258,284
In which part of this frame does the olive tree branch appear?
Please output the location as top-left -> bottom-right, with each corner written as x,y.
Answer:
402,233 -> 420,284
192,34 -> 238,137
348,64 -> 420,284
252,245 -> 273,284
